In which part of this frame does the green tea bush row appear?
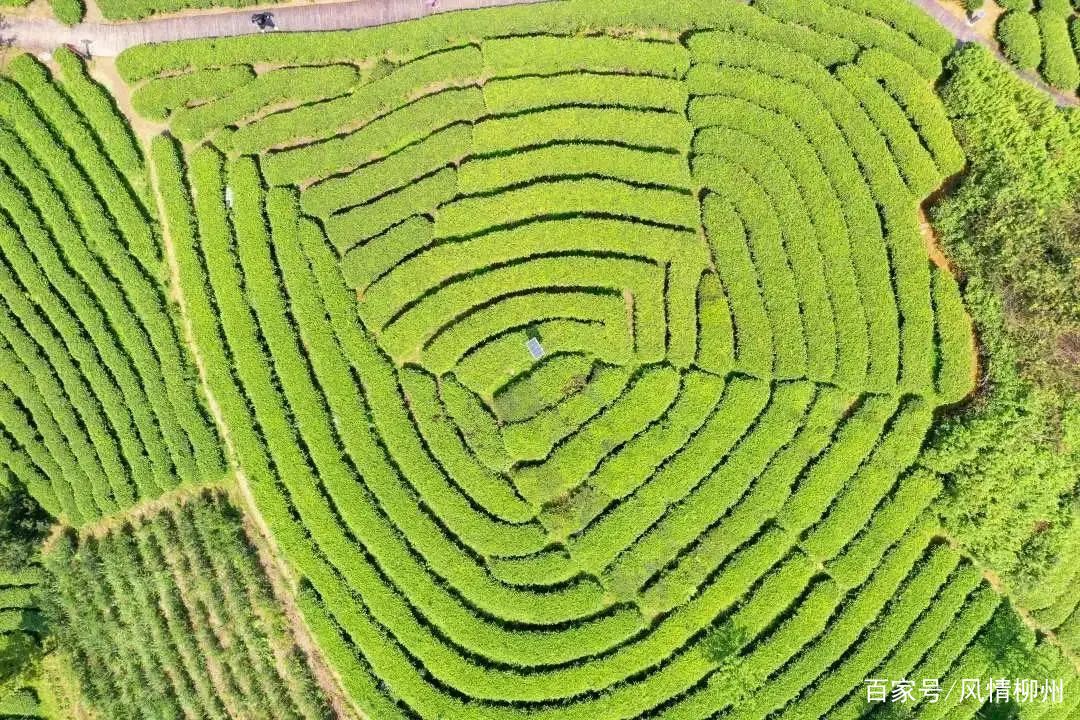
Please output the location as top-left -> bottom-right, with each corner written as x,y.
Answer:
399,366 -> 534,522
263,86 -> 483,186
827,0 -> 956,57
568,377 -> 770,574
483,73 -> 689,114
371,256 -> 665,361
8,56 -> 158,276
473,106 -> 692,154
801,399 -> 933,561
1038,8 -> 1080,90
828,563 -> 983,720
0,224 -> 148,517
686,26 -> 858,68
458,143 -> 691,194
171,64 -> 361,142
776,542 -> 959,720
48,0 -> 84,26
482,35 -> 690,78
220,46 -> 482,155
364,218 -> 696,334
825,471 -> 941,589
437,177 -> 699,238
0,433 -> 58,520
0,78 -> 223,494
439,374 -> 512,472
503,363 -> 633,465
423,291 -> 625,378
324,167 -> 457,252
493,353 -> 595,422
694,134 -> 837,381
1000,10 -> 1044,70
0,332 -> 109,517
694,104 -> 867,388
854,48 -> 966,177
131,65 -> 255,121
754,0 -> 943,79
725,519 -> 935,720
696,158 -> 808,379
0,148 -> 168,506
695,274 -> 735,375
932,266 -> 976,404
53,47 -> 147,205
777,394 -> 898,533
699,195 -> 773,378
603,382 -> 815,596
302,123 -> 470,218
514,364 -> 681,505
0,369 -> 76,519
339,215 -> 433,293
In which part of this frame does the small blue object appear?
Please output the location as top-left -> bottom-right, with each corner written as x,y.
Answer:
526,337 -> 545,359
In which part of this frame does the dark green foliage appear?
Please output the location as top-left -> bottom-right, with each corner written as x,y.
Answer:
926,45 -> 1080,612
702,620 -> 749,666
0,483 -> 49,571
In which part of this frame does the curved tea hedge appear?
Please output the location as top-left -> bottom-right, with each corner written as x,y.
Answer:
0,52 -> 223,526
105,0 -> 1015,717
2,0 -> 1050,717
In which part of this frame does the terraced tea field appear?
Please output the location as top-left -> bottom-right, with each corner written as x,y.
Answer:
1,0 -> 1079,718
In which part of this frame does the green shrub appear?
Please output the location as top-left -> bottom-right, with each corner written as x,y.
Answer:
48,0 -> 83,25
999,10 -> 1043,70
1038,9 -> 1080,91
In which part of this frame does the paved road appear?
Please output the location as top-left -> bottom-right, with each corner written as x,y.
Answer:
1,0 -> 550,56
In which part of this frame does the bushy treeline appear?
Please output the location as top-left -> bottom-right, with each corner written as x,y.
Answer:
924,45 -> 1080,631
43,492 -> 333,720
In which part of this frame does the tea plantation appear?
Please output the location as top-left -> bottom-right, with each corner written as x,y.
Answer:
0,0 -> 1079,718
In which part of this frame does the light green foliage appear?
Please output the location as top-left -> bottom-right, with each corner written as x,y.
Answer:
131,65 -> 255,121
47,0 -> 83,25
0,55 -> 223,526
10,1 -> 1068,718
